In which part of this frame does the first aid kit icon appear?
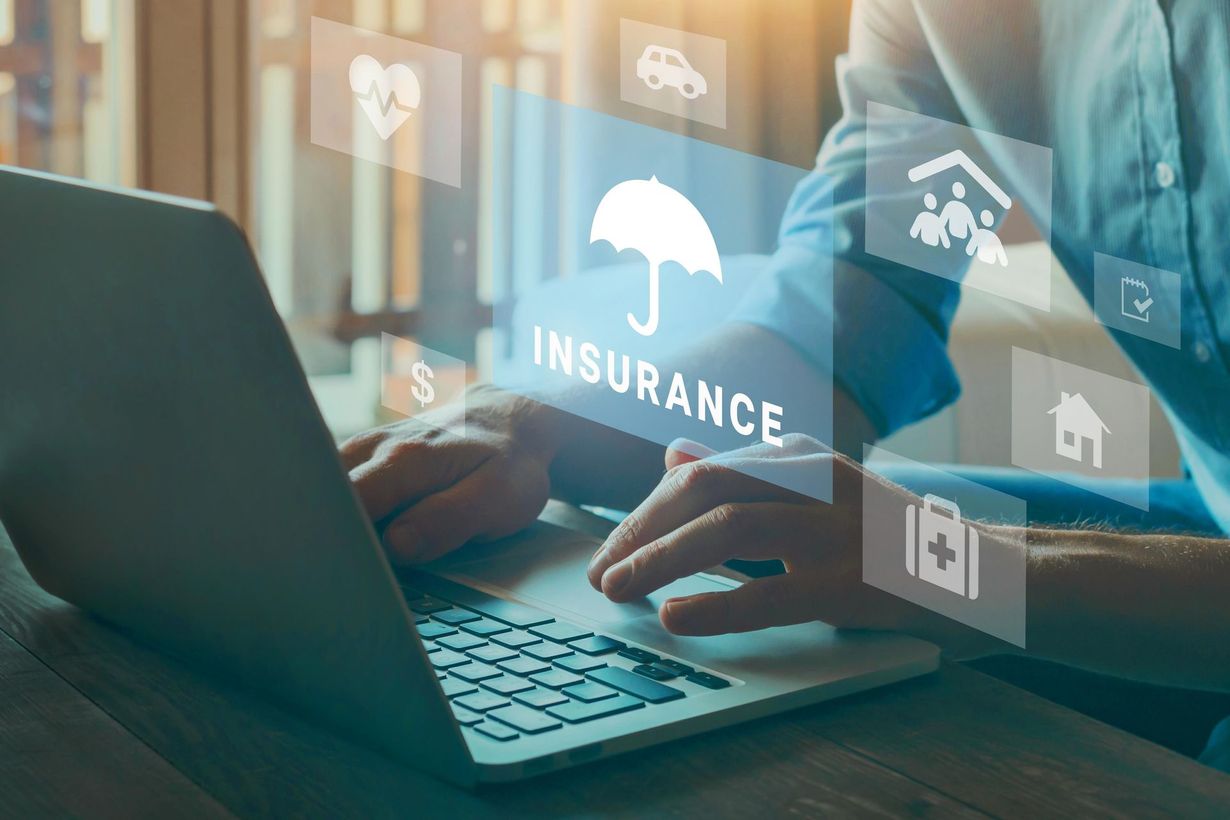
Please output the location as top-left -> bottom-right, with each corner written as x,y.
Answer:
906,494 -> 979,599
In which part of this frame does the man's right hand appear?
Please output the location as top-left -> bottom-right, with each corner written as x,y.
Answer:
339,385 -> 559,564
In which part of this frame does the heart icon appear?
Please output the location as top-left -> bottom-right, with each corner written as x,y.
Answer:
348,54 -> 421,141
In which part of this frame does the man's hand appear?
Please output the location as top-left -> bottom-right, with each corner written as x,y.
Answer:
586,434 -> 1008,656
340,386 -> 558,564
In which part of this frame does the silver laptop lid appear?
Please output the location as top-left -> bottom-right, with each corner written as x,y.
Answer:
0,166 -> 474,785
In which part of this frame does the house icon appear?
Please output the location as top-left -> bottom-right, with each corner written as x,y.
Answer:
1047,391 -> 1110,469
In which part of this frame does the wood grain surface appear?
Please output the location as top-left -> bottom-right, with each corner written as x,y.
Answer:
0,628 -> 231,819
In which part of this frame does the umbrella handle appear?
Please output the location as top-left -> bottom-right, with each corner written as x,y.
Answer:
627,260 -> 660,337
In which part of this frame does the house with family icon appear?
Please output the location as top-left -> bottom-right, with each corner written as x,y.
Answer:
1048,391 -> 1110,469
907,149 -> 1013,266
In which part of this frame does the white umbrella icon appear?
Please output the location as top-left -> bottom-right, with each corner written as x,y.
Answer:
589,175 -> 723,337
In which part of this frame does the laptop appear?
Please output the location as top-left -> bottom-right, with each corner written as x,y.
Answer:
0,166 -> 938,787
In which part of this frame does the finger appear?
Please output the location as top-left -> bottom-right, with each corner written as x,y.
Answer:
659,575 -> 816,635
601,502 -> 806,602
382,457 -> 545,564
587,459 -> 790,590
589,434 -> 837,589
348,437 -> 489,523
666,433 -> 826,470
711,432 -> 832,461
664,437 -> 717,470
338,429 -> 384,471
669,436 -> 834,510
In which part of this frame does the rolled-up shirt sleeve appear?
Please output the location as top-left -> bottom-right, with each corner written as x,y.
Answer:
730,0 -> 968,437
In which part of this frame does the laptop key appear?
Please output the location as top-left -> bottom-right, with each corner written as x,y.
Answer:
417,622 -> 457,640
487,704 -> 563,734
473,722 -> 519,741
569,635 -> 625,656
436,633 -> 486,652
513,687 -> 569,710
413,614 -> 429,624
530,622 -> 594,644
616,647 -> 659,664
455,691 -> 510,713
562,682 -> 618,703
459,618 -> 512,638
405,596 -> 452,615
433,608 -> 482,626
451,703 -> 484,726
461,598 -> 554,629
547,694 -> 645,724
529,669 -> 585,690
467,644 -> 518,664
491,630 -> 541,649
523,643 -> 572,662
686,672 -> 731,690
429,649 -> 471,669
440,676 -> 478,698
588,666 -> 686,704
481,675 -> 535,697
450,662 -> 501,683
635,664 -> 678,681
497,656 -> 551,677
655,659 -> 695,677
554,655 -> 607,674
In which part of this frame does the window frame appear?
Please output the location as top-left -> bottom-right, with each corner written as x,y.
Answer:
134,0 -> 248,224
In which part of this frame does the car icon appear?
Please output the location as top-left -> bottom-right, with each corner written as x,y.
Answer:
636,45 -> 707,100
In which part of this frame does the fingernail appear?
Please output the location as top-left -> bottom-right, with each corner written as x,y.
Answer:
587,548 -> 607,574
660,600 -> 682,630
602,561 -> 632,598
667,437 -> 717,459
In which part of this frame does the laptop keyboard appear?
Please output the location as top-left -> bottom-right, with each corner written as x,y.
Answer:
399,582 -> 734,743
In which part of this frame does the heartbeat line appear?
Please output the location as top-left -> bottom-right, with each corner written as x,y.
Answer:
355,82 -> 415,116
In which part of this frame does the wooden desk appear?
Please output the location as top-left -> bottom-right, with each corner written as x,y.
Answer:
2,510 -> 1229,819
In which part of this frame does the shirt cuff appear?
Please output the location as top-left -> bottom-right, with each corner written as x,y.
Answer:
729,243 -> 961,437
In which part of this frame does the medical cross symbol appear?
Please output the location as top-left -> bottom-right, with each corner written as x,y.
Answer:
928,532 -> 957,570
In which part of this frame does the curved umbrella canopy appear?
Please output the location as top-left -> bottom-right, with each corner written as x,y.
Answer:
589,175 -> 722,336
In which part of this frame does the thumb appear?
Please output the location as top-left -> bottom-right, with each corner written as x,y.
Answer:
665,437 -> 718,470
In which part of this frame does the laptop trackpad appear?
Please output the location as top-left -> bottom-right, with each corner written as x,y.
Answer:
429,522 -> 733,629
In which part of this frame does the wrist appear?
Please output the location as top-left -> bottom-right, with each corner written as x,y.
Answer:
462,383 -> 584,467
510,392 -> 583,463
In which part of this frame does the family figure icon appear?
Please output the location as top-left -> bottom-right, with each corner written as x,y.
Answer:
907,150 -> 1011,267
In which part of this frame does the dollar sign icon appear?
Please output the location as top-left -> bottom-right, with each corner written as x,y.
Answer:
410,360 -> 435,408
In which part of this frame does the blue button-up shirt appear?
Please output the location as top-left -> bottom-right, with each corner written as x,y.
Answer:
735,0 -> 1230,532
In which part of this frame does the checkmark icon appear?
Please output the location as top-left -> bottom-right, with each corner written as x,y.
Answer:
1120,276 -> 1154,323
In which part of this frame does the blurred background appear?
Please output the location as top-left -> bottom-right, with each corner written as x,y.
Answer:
0,0 -> 1179,474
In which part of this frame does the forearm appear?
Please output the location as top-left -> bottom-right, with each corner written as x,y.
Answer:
536,323 -> 874,509
1025,527 -> 1230,691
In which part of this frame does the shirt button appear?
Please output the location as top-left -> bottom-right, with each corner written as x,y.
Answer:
1155,161 -> 1176,188
1194,341 -> 1212,363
